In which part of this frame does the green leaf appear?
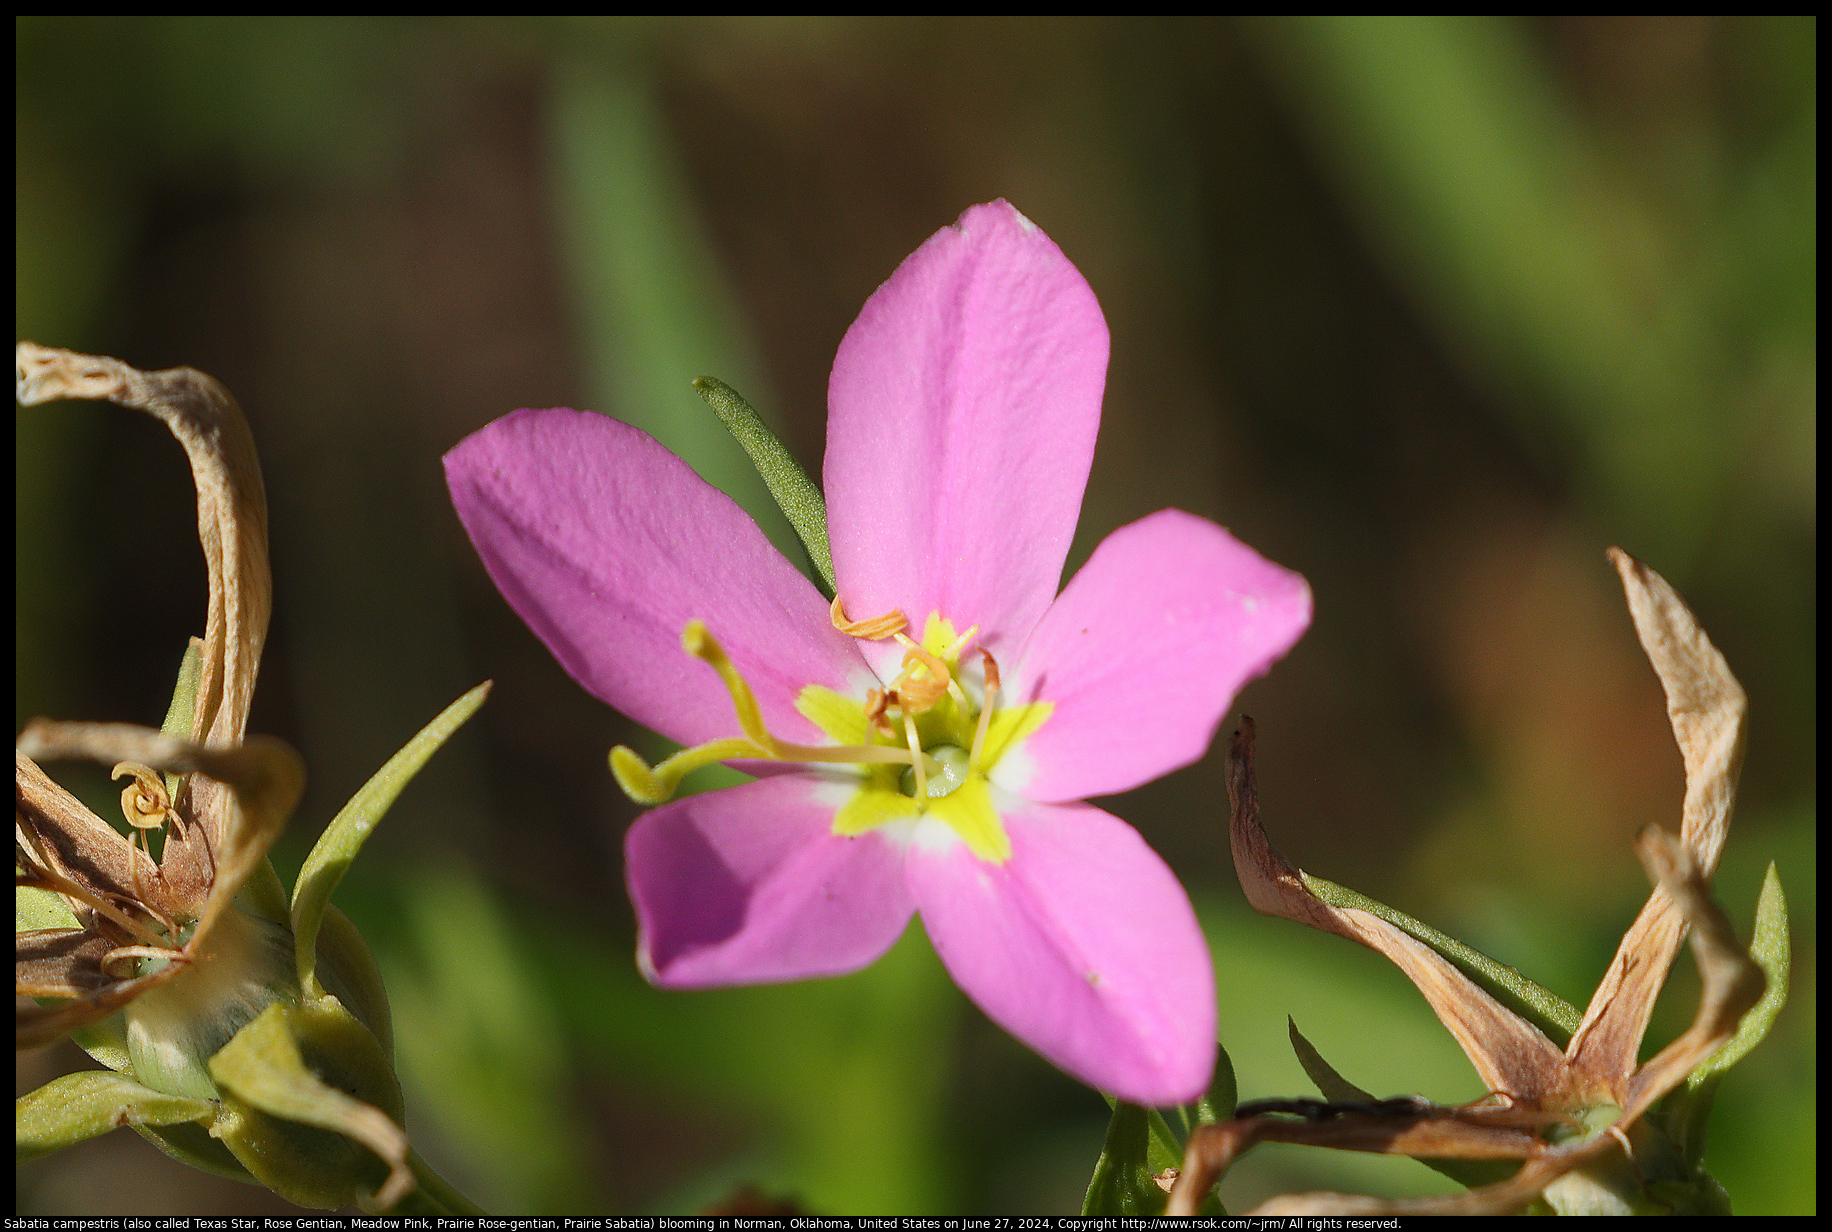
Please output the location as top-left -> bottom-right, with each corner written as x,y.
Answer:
1192,1039 -> 1239,1127
1286,1017 -> 1518,1190
1288,1016 -> 1375,1102
695,376 -> 835,593
290,681 -> 491,994
1667,863 -> 1790,1166
1303,872 -> 1582,1045
160,637 -> 203,803
1690,862 -> 1790,1084
1082,1100 -> 1168,1215
16,1070 -> 214,1163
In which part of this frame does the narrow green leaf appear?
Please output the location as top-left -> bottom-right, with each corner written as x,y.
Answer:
1192,1040 -> 1239,1127
1287,1017 -> 1517,1190
1690,862 -> 1790,1084
291,681 -> 491,993
1303,872 -> 1582,1045
1288,1017 -> 1375,1102
695,376 -> 835,593
160,638 -> 204,805
1083,1100 -> 1167,1215
1145,1109 -> 1182,1175
1669,863 -> 1790,1166
160,637 -> 204,740
16,1070 -> 214,1163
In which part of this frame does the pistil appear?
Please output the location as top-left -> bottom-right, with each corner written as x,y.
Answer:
609,620 -> 943,806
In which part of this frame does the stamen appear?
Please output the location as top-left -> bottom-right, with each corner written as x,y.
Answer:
112,762 -> 172,831
864,688 -> 897,737
610,738 -> 761,806
969,650 -> 1001,773
831,596 -> 906,640
101,944 -> 186,979
16,828 -> 170,949
607,621 -> 943,807
890,634 -> 951,711
902,710 -> 928,803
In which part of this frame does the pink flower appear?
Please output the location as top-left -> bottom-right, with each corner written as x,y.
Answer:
444,201 -> 1310,1105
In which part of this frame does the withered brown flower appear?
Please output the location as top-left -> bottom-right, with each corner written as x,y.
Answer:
14,344 -> 490,1212
15,344 -> 303,1061
1168,550 -> 1779,1216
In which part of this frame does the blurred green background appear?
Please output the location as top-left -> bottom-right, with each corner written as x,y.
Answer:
16,16 -> 1814,1216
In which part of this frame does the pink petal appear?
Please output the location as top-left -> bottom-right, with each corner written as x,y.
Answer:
627,775 -> 917,986
906,797 -> 1216,1105
1000,509 -> 1310,803
446,409 -> 866,748
824,201 -> 1108,673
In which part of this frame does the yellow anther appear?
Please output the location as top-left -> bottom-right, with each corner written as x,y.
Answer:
112,762 -> 171,830
890,634 -> 952,712
608,620 -> 944,807
864,688 -> 897,737
831,595 -> 907,640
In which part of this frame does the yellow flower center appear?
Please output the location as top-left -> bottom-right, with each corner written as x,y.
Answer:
608,606 -> 1051,864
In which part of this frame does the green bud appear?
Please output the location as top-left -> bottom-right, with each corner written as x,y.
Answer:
1082,1101 -> 1168,1216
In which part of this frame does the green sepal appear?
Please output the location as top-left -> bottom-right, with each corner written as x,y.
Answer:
1170,1044 -> 1234,1215
1288,1016 -> 1375,1103
1287,1018 -> 1516,1190
1302,872 -> 1583,1046
207,997 -> 408,1211
16,1070 -> 214,1163
313,901 -> 396,1057
291,681 -> 491,996
160,637 -> 204,739
160,637 -> 204,803
69,1013 -> 134,1074
1082,1100 -> 1168,1215
694,376 -> 835,593
1665,862 -> 1790,1166
134,1118 -> 258,1184
15,883 -> 79,932
1191,1039 -> 1238,1128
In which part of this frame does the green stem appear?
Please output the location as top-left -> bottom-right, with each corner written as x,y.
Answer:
393,1148 -> 485,1216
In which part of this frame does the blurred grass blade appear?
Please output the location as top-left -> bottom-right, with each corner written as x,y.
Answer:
384,865 -> 587,1213
1250,15 -> 1724,569
547,56 -> 801,566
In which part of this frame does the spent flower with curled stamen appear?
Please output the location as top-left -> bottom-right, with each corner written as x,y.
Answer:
1165,550 -> 1786,1216
16,345 -> 486,1214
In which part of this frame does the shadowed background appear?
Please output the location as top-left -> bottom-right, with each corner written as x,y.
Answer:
17,16 -> 1814,1215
